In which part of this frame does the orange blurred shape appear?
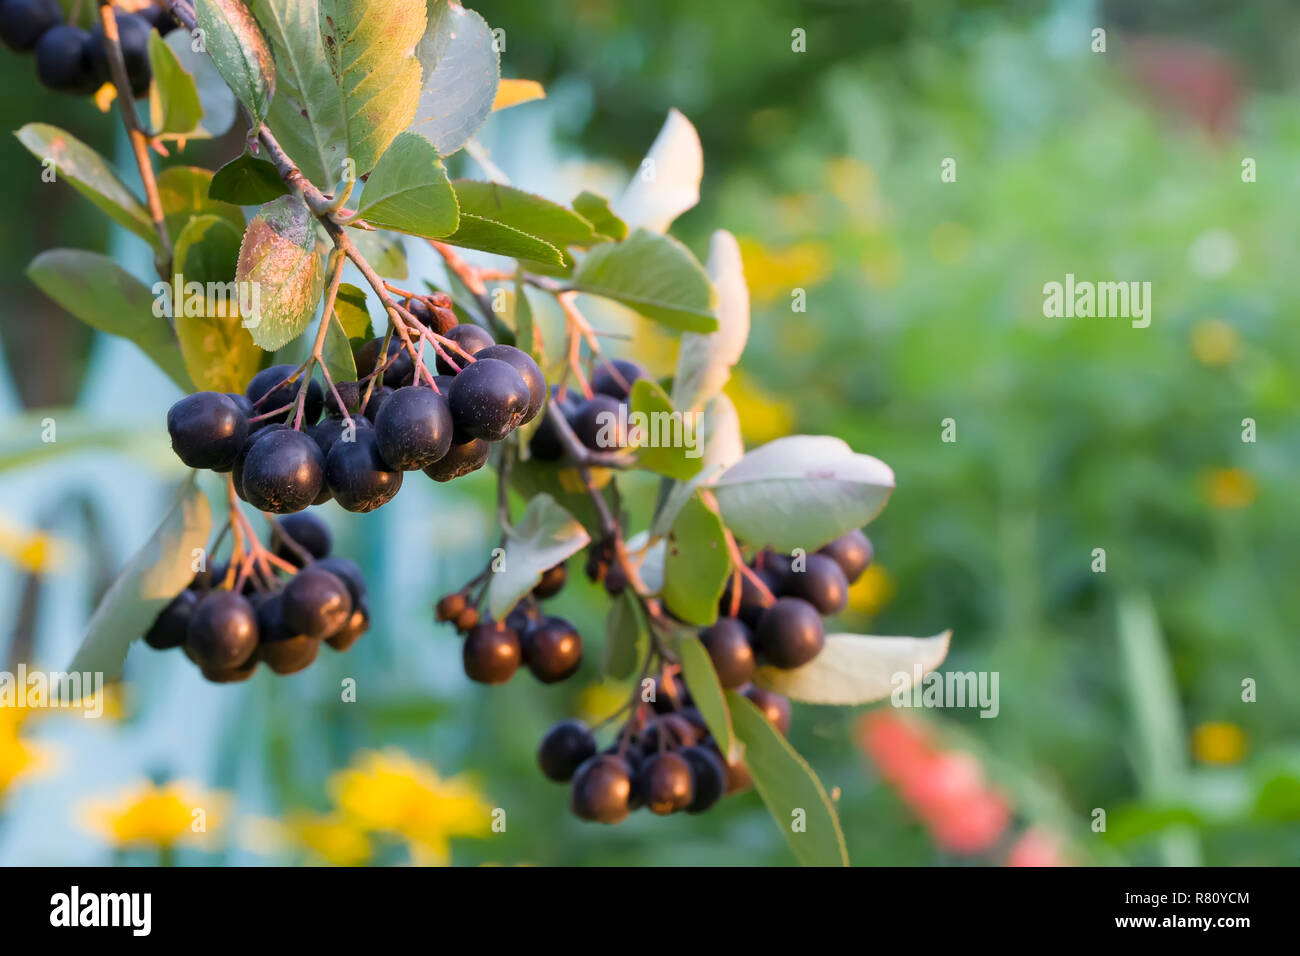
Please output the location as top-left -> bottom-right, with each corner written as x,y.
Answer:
1006,827 -> 1067,867
856,711 -> 936,783
1124,38 -> 1241,137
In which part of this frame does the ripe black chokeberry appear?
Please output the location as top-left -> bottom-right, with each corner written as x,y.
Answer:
272,512 -> 331,566
144,590 -> 196,650
754,596 -> 825,669
324,381 -> 390,421
637,752 -> 693,815
590,358 -> 646,402
680,745 -> 727,813
281,567 -> 352,639
325,428 -> 402,512
570,754 -> 632,824
34,25 -> 97,94
538,719 -> 598,782
167,391 -> 249,471
186,591 -> 258,671
447,357 -> 530,442
527,386 -> 583,461
719,567 -> 782,629
699,617 -> 756,689
781,553 -> 849,616
315,556 -> 366,606
522,616 -> 583,683
421,437 -> 487,485
572,393 -> 627,451
505,602 -> 539,636
0,0 -> 61,53
473,345 -> 545,423
818,528 -> 873,584
743,685 -> 792,736
310,415 -> 368,461
245,364 -> 324,426
240,428 -> 326,514
199,657 -> 258,684
327,603 -> 369,651
649,673 -> 689,715
640,714 -> 699,752
138,3 -> 177,36
435,323 -> 494,375
255,594 -> 320,675
462,620 -> 521,684
532,562 -> 567,599
374,386 -> 454,470
87,11 -> 152,97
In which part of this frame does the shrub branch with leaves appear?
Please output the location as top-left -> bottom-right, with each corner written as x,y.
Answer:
12,0 -> 952,866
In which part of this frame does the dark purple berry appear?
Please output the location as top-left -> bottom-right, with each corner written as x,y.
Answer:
818,529 -> 873,584
374,385 -> 454,470
781,553 -> 849,616
239,428 -> 326,514
571,393 -> 627,451
743,685 -> 792,735
281,567 -> 352,639
313,556 -> 366,606
186,591 -> 258,670
522,616 -> 583,683
326,603 -> 369,651
754,596 -> 825,669
34,25 -> 97,95
527,386 -> 583,461
271,512 -> 331,566
144,590 -> 197,650
699,617 -> 756,689
422,436 -> 488,482
538,719 -> 597,782
590,358 -> 646,401
325,429 -> 402,512
435,323 -> 494,375
533,562 -> 567,599
680,745 -> 727,813
88,12 -> 152,96
473,345 -> 545,424
462,621 -> 521,684
0,0 -> 61,52
637,752 -> 693,815
570,754 -> 632,823
448,357 -> 530,442
166,391 -> 249,471
244,364 -> 324,426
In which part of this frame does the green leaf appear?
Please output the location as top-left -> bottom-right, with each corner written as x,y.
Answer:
68,475 -> 211,681
164,28 -> 237,137
726,690 -> 849,867
672,230 -> 750,413
678,633 -> 737,761
454,180 -> 596,249
712,436 -> 895,552
628,378 -> 703,481
195,0 -> 277,126
172,214 -> 242,285
754,631 -> 953,705
235,195 -> 326,351
157,165 -> 246,241
26,250 -> 191,391
573,190 -> 628,242
661,494 -> 729,627
486,494 -> 591,619
441,212 -> 563,266
604,590 -> 647,680
348,131 -> 457,237
15,124 -> 157,249
410,0 -> 499,156
148,31 -> 204,136
571,229 -> 717,332
322,282 -> 373,383
209,151 -> 290,205
251,0 -> 425,186
345,227 -> 408,279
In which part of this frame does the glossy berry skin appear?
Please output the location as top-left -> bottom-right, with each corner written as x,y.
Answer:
447,357 -> 530,441
240,428 -> 326,514
281,567 -> 352,639
374,386 -> 454,470
314,556 -> 366,606
680,745 -> 727,814
781,553 -> 849,616
144,590 -> 197,650
310,415 -> 369,461
324,381 -> 390,421
755,596 -> 825,669
139,4 -> 177,36
232,424 -> 285,497
0,0 -> 61,53
818,528 -> 873,584
435,323 -> 495,375
473,345 -> 545,423
254,595 -> 320,674
719,567 -> 782,629
186,591 -> 259,671
167,392 -> 249,471
699,617 -> 756,689
200,657 -> 258,684
462,621 -> 521,684
570,754 -> 633,824
571,394 -> 627,451
435,592 -> 466,623
590,358 -> 646,401
527,386 -> 583,462
88,12 -> 152,96
743,685 -> 792,736
522,616 -> 583,684
533,562 -> 567,599
637,752 -> 693,816
35,26 -> 98,94
325,429 -> 402,512
326,603 -> 369,651
538,719 -> 598,782
244,364 -> 324,426
271,511 -> 331,567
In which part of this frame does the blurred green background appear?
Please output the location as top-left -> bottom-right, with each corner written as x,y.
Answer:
1,0 -> 1297,865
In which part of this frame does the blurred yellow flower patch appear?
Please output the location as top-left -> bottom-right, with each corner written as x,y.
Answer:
1200,467 -> 1256,510
81,780 -> 228,849
847,563 -> 896,617
0,719 -> 50,800
577,682 -> 630,726
736,237 -> 830,305
0,517 -> 70,574
283,812 -> 374,867
1190,319 -> 1239,367
1191,722 -> 1247,765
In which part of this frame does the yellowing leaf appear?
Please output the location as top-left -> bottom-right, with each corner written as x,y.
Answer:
492,79 -> 545,112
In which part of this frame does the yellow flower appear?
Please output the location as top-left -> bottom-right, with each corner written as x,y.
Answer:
1200,468 -> 1256,510
725,371 -> 795,446
847,564 -> 896,617
330,749 -> 492,865
1190,319 -> 1239,367
735,237 -> 830,305
282,812 -> 373,867
0,721 -> 49,801
1192,722 -> 1247,765
81,780 -> 227,850
0,517 -> 69,574
576,682 -> 630,726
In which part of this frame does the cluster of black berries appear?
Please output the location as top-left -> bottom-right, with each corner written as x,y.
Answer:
164,321 -> 544,514
538,675 -> 790,824
700,528 -> 873,686
142,513 -> 370,682
436,562 -> 583,685
0,0 -> 175,97
529,358 -> 646,459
